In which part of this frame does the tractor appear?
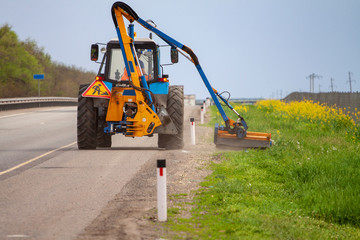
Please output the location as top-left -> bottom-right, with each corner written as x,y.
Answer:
77,2 -> 271,150
77,37 -> 184,149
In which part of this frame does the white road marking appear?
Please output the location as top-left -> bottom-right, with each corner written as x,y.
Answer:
7,235 -> 30,238
0,107 -> 72,119
0,113 -> 27,119
38,107 -> 69,112
0,141 -> 76,176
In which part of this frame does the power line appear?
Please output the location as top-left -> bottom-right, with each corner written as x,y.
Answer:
306,73 -> 322,93
347,72 -> 356,92
329,78 -> 336,92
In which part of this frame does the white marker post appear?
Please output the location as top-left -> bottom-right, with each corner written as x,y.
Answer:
203,101 -> 206,114
190,118 -> 196,145
157,159 -> 167,222
206,97 -> 211,107
200,106 -> 204,124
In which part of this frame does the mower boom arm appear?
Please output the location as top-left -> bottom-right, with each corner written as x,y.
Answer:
111,2 -> 247,134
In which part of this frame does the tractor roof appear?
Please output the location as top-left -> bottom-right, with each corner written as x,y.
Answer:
109,38 -> 157,47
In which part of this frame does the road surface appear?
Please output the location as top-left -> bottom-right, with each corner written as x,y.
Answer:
0,105 -> 203,240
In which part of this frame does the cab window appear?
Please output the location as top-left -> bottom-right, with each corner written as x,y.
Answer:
136,49 -> 154,81
107,48 -> 155,82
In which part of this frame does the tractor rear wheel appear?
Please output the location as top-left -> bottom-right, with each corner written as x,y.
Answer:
97,118 -> 112,147
77,84 -> 97,149
158,85 -> 184,149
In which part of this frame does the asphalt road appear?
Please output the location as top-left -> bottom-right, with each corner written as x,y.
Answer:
0,106 -> 170,239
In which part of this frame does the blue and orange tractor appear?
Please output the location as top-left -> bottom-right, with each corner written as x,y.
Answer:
77,2 -> 271,150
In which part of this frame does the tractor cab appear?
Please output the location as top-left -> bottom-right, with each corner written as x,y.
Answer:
105,38 -> 159,83
91,38 -> 170,100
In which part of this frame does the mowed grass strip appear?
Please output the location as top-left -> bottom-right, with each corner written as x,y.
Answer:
164,100 -> 360,239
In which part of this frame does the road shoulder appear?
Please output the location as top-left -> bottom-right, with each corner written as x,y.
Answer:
76,107 -> 216,239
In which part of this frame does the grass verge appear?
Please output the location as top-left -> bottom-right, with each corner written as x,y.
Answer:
164,100 -> 360,239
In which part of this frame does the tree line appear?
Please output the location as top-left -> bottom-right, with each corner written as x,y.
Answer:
0,24 -> 95,98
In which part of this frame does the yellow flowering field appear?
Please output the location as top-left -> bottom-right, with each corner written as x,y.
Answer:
256,99 -> 360,141
234,105 -> 249,113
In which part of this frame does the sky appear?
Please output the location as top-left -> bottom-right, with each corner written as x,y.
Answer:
1,0 -> 359,99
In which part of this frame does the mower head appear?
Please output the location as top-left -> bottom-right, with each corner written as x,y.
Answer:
214,123 -> 272,150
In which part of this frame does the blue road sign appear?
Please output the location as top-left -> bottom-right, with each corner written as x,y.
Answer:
33,74 -> 45,79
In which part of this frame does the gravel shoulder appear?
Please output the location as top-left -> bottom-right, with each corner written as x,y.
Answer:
76,106 -> 216,240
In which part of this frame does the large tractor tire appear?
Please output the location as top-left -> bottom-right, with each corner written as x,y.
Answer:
158,85 -> 184,149
77,84 -> 97,149
97,119 -> 112,148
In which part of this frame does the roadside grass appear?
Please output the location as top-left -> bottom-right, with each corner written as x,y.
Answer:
164,100 -> 360,239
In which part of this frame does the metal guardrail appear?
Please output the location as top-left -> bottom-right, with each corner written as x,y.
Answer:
0,97 -> 78,111
196,98 -> 264,105
229,99 -> 262,104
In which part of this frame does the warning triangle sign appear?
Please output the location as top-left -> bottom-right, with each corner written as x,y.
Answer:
82,80 -> 111,99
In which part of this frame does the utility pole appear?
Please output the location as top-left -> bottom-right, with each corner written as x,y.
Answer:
330,78 -> 335,92
347,72 -> 355,92
319,84 -> 321,93
306,73 -> 322,93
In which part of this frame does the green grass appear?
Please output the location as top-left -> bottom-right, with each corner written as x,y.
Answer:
163,103 -> 360,239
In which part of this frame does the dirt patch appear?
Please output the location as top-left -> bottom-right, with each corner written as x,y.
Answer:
76,106 -> 217,239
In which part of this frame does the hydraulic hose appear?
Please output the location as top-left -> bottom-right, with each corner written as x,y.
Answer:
111,2 -> 139,25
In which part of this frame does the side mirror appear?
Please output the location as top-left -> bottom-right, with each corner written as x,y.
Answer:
90,44 -> 99,61
170,46 -> 178,64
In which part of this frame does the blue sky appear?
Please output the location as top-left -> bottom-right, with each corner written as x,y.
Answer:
1,0 -> 359,99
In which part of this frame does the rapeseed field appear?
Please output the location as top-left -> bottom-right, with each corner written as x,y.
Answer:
165,100 -> 360,239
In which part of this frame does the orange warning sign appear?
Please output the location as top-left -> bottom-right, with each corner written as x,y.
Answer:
82,80 -> 111,99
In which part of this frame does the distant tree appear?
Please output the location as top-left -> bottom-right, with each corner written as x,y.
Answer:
0,24 -> 43,97
0,24 -> 95,98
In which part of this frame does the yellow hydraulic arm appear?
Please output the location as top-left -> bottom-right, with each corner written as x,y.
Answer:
105,6 -> 161,137
109,2 -> 271,148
